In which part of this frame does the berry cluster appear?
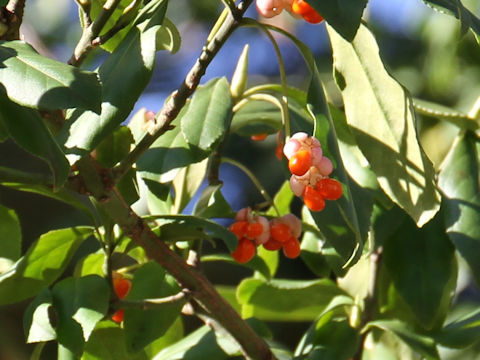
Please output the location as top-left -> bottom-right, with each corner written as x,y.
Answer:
283,132 -> 343,211
111,273 -> 132,323
229,207 -> 302,263
256,0 -> 323,24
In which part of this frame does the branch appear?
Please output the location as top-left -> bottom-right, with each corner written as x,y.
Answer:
0,0 -> 26,40
68,0 -> 123,66
113,0 -> 254,180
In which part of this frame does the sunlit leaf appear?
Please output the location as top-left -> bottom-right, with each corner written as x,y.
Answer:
0,40 -> 101,112
23,289 -> 56,343
52,275 -> 110,356
0,204 -> 21,261
327,23 -> 440,227
438,131 -> 480,285
422,0 -> 480,36
59,0 -> 168,163
0,227 -> 94,305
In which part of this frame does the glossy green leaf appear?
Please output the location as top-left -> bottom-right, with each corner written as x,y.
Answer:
83,321 -> 148,360
296,313 -> 359,360
89,0 -> 143,53
422,0 -> 480,36
365,320 -> 439,359
0,40 -> 101,112
305,0 -> 367,41
181,77 -> 233,153
59,0 -> 168,163
307,66 -> 368,270
74,252 -> 105,277
117,168 -> 140,206
131,108 -> 206,184
237,278 -> 351,321
0,93 -> 70,187
156,17 -> 181,54
172,159 -> 208,214
52,275 -> 110,357
144,215 -> 237,251
95,126 -> 134,168
124,262 -> 184,353
382,213 -> 457,329
23,288 -> 56,343
266,181 -> 294,217
152,325 -> 229,360
438,131 -> 480,284
144,317 -> 184,358
0,226 -> 94,305
435,308 -> 480,349
193,184 -> 235,219
328,23 -> 440,227
0,204 -> 21,261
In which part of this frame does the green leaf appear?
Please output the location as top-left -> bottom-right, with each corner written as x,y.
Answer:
59,0 -> 168,163
422,0 -> 480,37
172,159 -> 208,214
0,181 -> 96,224
83,321 -> 148,360
152,325 -> 229,360
0,226 -> 94,305
382,213 -> 457,329
52,275 -> 110,357
181,77 -> 233,153
296,314 -> 359,360
365,320 -> 439,359
307,66 -> 368,270
305,0 -> 368,41
0,93 -> 70,188
266,181 -> 294,217
435,308 -> 480,349
0,204 -> 21,261
74,252 -> 105,277
327,23 -> 440,227
438,131 -> 480,285
95,126 -> 134,168
131,108 -> 206,184
0,40 -> 101,112
124,262 -> 184,353
156,17 -> 181,54
23,288 -> 56,343
237,278 -> 351,321
0,0 -> 8,6
144,317 -> 184,358
193,184 -> 235,219
144,215 -> 237,251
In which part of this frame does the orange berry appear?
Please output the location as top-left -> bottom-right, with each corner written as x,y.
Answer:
283,237 -> 301,258
246,222 -> 264,238
263,238 -> 283,251
316,178 -> 343,200
231,238 -> 256,264
303,186 -> 325,211
288,149 -> 312,176
111,309 -> 124,323
302,10 -> 323,24
113,277 -> 131,299
229,221 -> 248,238
270,223 -> 291,243
251,133 -> 268,141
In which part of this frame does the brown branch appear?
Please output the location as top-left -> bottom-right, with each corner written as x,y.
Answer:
0,0 -> 26,40
113,0 -> 253,180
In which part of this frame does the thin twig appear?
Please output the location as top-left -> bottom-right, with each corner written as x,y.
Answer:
0,0 -> 26,40
68,0 -> 123,66
113,0 -> 255,181
116,290 -> 191,310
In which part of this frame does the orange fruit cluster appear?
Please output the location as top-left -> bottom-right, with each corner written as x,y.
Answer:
111,273 -> 132,323
229,208 -> 302,263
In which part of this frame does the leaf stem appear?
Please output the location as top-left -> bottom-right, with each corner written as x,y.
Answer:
113,0 -> 254,181
116,290 -> 191,309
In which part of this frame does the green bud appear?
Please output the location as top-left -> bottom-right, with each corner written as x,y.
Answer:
230,44 -> 249,100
